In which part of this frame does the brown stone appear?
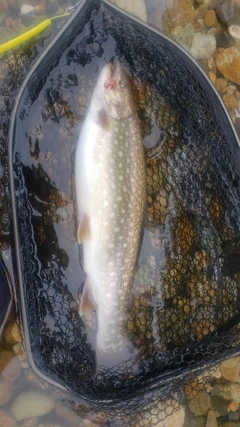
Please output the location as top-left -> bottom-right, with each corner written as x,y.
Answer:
1,356 -> 21,381
4,321 -> 22,345
222,93 -> 238,111
215,77 -> 228,93
188,390 -> 211,416
0,409 -> 16,427
206,410 -> 218,427
0,376 -> 14,405
166,0 -> 195,27
216,47 -> 240,85
209,71 -> 216,84
0,349 -> 14,373
204,10 -> 218,27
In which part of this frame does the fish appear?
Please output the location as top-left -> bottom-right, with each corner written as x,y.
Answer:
75,62 -> 146,368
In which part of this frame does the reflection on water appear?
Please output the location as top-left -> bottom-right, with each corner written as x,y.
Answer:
1,0 -> 240,426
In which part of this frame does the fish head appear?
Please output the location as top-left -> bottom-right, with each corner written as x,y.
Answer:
94,62 -> 136,120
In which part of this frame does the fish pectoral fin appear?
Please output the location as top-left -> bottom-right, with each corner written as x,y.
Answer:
95,109 -> 111,132
79,279 -> 97,316
77,214 -> 90,243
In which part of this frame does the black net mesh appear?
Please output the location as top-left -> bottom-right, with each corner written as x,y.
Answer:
10,0 -> 240,424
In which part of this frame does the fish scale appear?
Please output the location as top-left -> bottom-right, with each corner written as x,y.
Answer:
75,63 -> 146,367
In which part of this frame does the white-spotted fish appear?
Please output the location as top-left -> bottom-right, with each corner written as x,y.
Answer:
75,62 -> 146,368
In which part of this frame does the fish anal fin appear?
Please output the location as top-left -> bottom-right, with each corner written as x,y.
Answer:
78,214 -> 90,243
79,279 -> 97,316
96,109 -> 111,132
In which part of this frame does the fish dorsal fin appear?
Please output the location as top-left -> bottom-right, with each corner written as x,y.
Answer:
77,214 -> 90,244
79,279 -> 97,316
96,109 -> 111,132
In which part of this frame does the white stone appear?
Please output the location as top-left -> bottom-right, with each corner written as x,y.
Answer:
109,0 -> 147,22
189,32 -> 216,60
20,5 -> 35,14
11,390 -> 54,421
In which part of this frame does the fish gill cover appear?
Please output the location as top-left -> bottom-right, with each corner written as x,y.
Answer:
9,0 -> 240,423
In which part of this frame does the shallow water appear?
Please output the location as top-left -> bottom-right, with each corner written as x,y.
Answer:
1,0 -> 240,426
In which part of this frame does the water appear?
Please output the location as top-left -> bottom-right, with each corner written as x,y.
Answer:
1,1 -> 240,426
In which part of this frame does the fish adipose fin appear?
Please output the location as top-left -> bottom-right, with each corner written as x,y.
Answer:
77,214 -> 90,244
95,109 -> 111,132
79,279 -> 97,316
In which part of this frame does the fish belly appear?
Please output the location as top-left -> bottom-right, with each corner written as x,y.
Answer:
76,108 -> 145,364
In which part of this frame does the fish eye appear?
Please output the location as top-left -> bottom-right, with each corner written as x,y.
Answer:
118,80 -> 126,88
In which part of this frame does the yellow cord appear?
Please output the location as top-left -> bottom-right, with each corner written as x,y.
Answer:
0,12 -> 70,54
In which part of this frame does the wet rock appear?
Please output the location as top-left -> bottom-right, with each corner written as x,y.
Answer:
0,349 -> 14,372
11,390 -> 54,421
176,23 -> 195,50
0,26 -> 16,43
206,410 -> 218,427
4,321 -> 22,345
220,422 -> 237,427
221,382 -> 240,403
215,0 -> 240,26
195,3 -> 209,20
108,0 -> 147,22
20,5 -> 34,15
220,357 -> 240,382
0,375 -> 14,405
24,370 -> 47,390
216,47 -> 240,84
211,396 -> 229,416
184,408 -> 206,427
1,356 -> 21,381
0,409 -> 16,427
55,402 -> 82,426
228,24 -> 240,40
155,405 -> 185,426
0,0 -> 8,14
222,93 -> 238,110
188,391 -> 212,416
164,0 -> 195,28
189,32 -> 216,59
204,10 -> 218,26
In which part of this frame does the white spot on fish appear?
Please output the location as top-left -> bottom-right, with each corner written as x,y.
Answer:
117,196 -> 122,201
119,151 -> 123,157
104,201 -> 108,207
119,175 -> 123,180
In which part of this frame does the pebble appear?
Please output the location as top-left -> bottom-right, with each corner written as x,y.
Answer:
176,23 -> 195,50
220,383 -> 240,403
222,93 -> 238,111
204,10 -> 218,26
216,47 -> 240,85
189,32 -> 216,59
211,396 -> 229,416
0,376 -> 14,405
164,0 -> 195,27
215,0 -> 240,26
228,24 -> 240,40
20,5 -> 34,15
0,409 -> 16,427
220,357 -> 240,382
0,0 -> 8,14
11,390 -> 54,421
188,391 -> 212,416
1,356 -> 21,381
206,410 -> 218,427
155,405 -> 185,427
55,402 -> 83,426
108,0 -> 147,22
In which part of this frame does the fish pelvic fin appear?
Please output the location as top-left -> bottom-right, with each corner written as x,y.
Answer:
95,109 -> 111,132
77,213 -> 90,244
79,279 -> 97,316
